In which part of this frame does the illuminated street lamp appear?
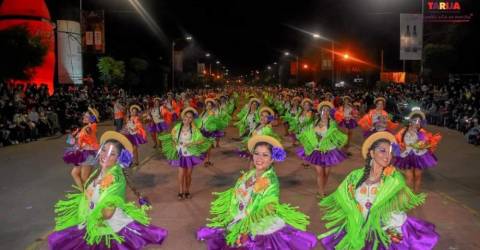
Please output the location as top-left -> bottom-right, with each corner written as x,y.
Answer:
205,53 -> 211,57
343,53 -> 349,60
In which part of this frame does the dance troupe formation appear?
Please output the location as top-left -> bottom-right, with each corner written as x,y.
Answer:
49,88 -> 442,249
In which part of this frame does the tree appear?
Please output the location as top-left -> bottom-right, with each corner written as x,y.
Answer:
97,56 -> 125,85
124,57 -> 149,87
0,25 -> 48,81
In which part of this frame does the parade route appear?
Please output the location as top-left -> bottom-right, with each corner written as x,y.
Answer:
0,120 -> 478,250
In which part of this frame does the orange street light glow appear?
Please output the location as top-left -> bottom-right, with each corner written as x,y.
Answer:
303,64 -> 309,69
343,53 -> 349,59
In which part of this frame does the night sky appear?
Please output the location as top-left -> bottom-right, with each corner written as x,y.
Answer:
48,0 -> 479,75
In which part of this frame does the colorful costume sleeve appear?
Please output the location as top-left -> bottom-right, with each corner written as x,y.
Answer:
52,166 -> 150,247
395,128 -> 407,150
236,105 -> 248,120
207,168 -> 310,246
202,113 -> 225,132
158,123 -> 181,160
334,107 -> 344,124
134,117 -> 147,139
422,129 -> 442,152
187,126 -> 214,155
297,125 -> 319,156
358,112 -> 373,131
317,121 -> 347,152
319,167 -> 426,249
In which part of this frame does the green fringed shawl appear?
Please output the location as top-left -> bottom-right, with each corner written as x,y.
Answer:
319,168 -> 426,250
298,121 -> 347,155
288,112 -> 314,135
234,110 -> 260,136
200,111 -> 225,132
158,122 -> 213,160
207,167 -> 310,246
52,165 -> 151,247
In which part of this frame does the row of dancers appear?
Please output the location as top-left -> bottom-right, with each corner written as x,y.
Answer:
50,88 -> 442,249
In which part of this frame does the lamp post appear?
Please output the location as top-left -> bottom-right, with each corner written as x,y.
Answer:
171,35 -> 192,91
284,51 -> 299,85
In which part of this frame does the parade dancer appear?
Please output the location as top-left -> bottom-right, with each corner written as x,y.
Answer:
49,131 -> 168,249
281,96 -> 301,137
123,105 -> 147,166
237,107 -> 281,160
197,135 -> 318,250
146,98 -> 169,148
63,107 -> 100,190
358,97 -> 398,138
319,131 -> 439,250
334,96 -> 359,155
234,97 -> 261,138
289,98 -> 315,159
296,101 -> 347,197
158,107 -> 213,200
394,110 -> 442,193
200,98 -> 226,166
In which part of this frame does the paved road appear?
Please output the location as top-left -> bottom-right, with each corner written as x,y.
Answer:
1,119 -> 480,249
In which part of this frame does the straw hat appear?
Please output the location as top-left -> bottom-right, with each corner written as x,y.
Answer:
301,98 -> 313,106
130,104 -> 142,113
317,101 -> 334,112
408,110 -> 426,120
88,107 -> 100,122
374,97 -> 386,104
361,131 -> 396,159
247,135 -> 283,153
259,107 -> 275,116
181,107 -> 198,119
248,98 -> 262,106
100,131 -> 134,154
205,98 -> 217,105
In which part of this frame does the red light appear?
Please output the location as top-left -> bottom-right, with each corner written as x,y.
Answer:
203,70 -> 207,74
343,54 -> 349,60
303,64 -> 309,69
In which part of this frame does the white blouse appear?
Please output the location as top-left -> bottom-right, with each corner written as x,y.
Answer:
355,182 -> 406,233
151,108 -> 163,124
177,128 -> 193,156
402,130 -> 428,156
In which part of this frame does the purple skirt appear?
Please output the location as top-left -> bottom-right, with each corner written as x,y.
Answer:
63,149 -> 96,166
394,151 -> 438,170
321,216 -> 439,250
339,119 -> 358,129
168,153 -> 206,168
296,147 -> 346,167
48,221 -> 168,250
125,134 -> 147,146
201,129 -> 225,139
147,122 -> 169,133
197,225 -> 317,250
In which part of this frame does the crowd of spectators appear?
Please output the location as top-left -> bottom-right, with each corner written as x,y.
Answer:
0,82 -> 122,147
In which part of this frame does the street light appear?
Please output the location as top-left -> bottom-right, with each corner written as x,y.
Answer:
283,51 -> 299,84
172,35 -> 193,90
284,51 -> 290,56
343,53 -> 349,60
205,53 -> 211,57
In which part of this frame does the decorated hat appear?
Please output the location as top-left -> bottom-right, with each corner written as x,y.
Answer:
130,104 -> 142,113
374,97 -> 386,104
100,131 -> 134,154
301,98 -> 313,106
247,135 -> 283,152
88,107 -> 100,122
292,96 -> 301,103
317,101 -> 334,111
343,96 -> 352,102
408,108 -> 426,120
248,98 -> 262,106
205,98 -> 217,105
259,106 -> 275,116
361,131 -> 396,159
153,97 -> 162,103
181,107 -> 198,119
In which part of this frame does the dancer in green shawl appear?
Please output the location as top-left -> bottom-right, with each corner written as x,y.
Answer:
319,131 -> 439,250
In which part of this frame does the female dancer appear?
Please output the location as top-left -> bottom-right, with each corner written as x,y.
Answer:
63,107 -> 100,190
158,107 -> 213,200
334,96 -> 359,155
296,101 -> 347,197
49,131 -> 167,249
197,135 -> 318,250
319,131 -> 439,249
123,105 -> 147,166
281,96 -> 301,137
200,98 -> 225,166
146,98 -> 169,148
394,110 -> 442,193
235,98 -> 261,138
238,107 -> 281,159
358,97 -> 398,138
